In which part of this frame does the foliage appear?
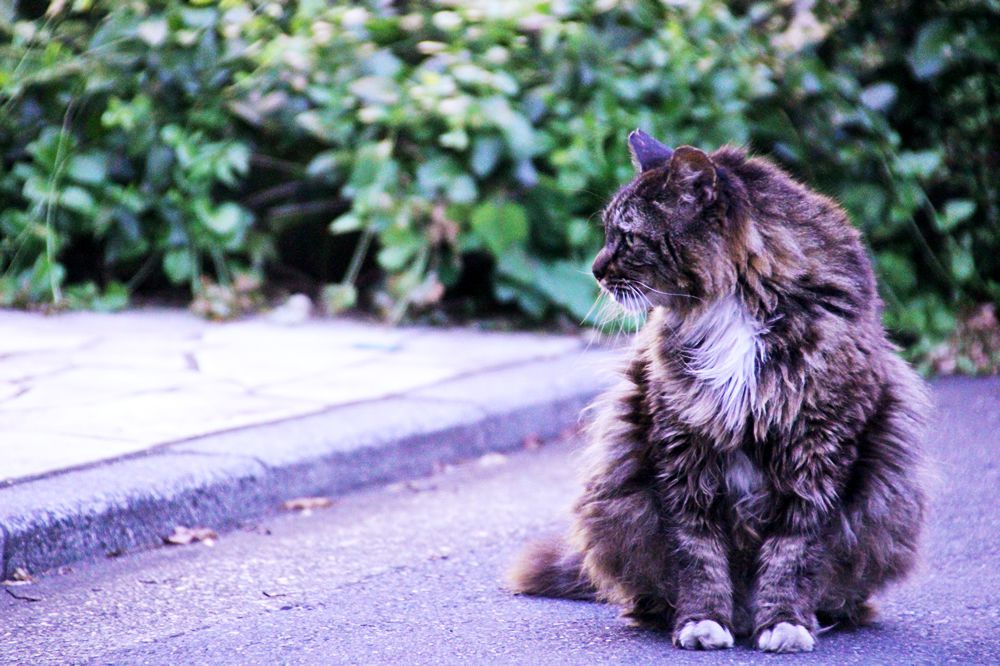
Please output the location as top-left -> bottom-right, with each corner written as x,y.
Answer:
0,0 -> 996,364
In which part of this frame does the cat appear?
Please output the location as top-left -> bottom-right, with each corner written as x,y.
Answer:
507,130 -> 928,653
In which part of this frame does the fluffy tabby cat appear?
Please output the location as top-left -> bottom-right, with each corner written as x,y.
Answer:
508,130 -> 928,653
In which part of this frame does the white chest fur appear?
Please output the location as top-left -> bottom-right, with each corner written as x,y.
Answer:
681,295 -> 764,432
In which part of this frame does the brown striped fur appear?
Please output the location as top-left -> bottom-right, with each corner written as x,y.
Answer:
507,141 -> 928,653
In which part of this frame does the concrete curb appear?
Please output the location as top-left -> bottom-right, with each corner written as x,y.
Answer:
0,350 -> 618,578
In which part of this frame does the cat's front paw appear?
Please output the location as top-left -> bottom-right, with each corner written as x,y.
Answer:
757,622 -> 815,653
674,619 -> 734,650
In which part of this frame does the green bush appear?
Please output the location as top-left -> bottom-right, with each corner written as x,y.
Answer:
0,1 -> 996,363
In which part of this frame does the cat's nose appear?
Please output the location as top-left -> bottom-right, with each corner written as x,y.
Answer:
592,249 -> 611,282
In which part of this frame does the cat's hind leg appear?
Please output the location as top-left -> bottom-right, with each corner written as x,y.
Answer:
571,364 -> 681,632
574,483 -> 676,628
818,380 -> 927,628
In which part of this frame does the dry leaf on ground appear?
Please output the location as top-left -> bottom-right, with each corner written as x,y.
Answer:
432,461 -> 455,475
164,526 -> 218,546
281,497 -> 333,512
2,567 -> 34,586
261,590 -> 288,598
523,434 -> 543,450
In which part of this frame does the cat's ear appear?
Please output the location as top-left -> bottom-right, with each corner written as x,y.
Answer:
668,146 -> 717,205
628,129 -> 673,173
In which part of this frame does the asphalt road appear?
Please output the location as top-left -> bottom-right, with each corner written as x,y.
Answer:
1,376 -> 998,665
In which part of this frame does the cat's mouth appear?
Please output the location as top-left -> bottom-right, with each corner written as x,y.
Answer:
603,280 -> 652,313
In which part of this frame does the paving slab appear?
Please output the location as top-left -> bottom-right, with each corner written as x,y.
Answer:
0,308 -> 593,482
0,308 -> 615,578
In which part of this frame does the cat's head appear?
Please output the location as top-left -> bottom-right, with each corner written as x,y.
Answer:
592,130 -> 741,311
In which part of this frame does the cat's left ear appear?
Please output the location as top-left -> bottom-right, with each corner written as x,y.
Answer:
628,129 -> 673,173
668,146 -> 718,205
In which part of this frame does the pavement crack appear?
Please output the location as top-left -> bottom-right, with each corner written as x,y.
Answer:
159,448 -> 270,471
4,587 -> 42,602
183,352 -> 200,372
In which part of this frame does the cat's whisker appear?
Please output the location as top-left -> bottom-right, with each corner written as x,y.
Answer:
585,292 -> 620,350
580,289 -> 606,328
632,284 -> 651,313
630,279 -> 703,302
629,285 -> 644,315
616,292 -> 630,340
625,285 -> 646,335
590,295 -> 611,340
594,283 -> 649,345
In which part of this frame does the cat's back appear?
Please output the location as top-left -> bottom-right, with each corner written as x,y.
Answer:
716,148 -> 880,317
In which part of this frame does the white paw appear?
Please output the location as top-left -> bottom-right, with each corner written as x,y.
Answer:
675,619 -> 734,650
757,622 -> 815,653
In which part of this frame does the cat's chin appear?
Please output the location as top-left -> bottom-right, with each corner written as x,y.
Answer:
615,301 -> 650,314
602,288 -> 650,314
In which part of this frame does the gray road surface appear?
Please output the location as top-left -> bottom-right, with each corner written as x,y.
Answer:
1,376 -> 998,665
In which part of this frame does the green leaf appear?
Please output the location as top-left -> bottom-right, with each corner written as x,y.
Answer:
330,214 -> 363,234
322,283 -> 357,314
27,127 -> 74,171
295,111 -> 327,140
859,82 -> 897,111
67,153 -> 108,185
136,19 -> 168,47
470,137 -> 503,177
567,218 -> 594,249
876,252 -> 916,293
895,150 -> 942,179
949,243 -> 975,283
908,19 -> 954,80
199,202 -> 249,237
217,143 -> 250,185
514,288 -> 548,318
346,141 -> 395,196
439,128 -> 468,151
534,260 -> 599,321
180,7 -> 217,29
480,97 -> 536,160
163,249 -> 194,285
840,184 -> 887,233
349,76 -> 400,106
94,281 -> 129,312
495,250 -> 598,321
22,175 -> 55,204
470,202 -> 529,257
936,199 -> 976,232
307,151 -> 341,179
378,245 -> 415,272
59,186 -> 97,215
449,175 -> 477,204
145,144 -> 174,189
376,226 -> 424,272
28,254 -> 66,302
415,155 -> 460,195
928,304 -> 956,336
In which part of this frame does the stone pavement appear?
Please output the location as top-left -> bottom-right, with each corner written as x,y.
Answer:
0,309 -> 597,481
0,308 -> 614,577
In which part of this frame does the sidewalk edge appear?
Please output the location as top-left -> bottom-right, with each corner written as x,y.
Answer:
0,351 -> 616,578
